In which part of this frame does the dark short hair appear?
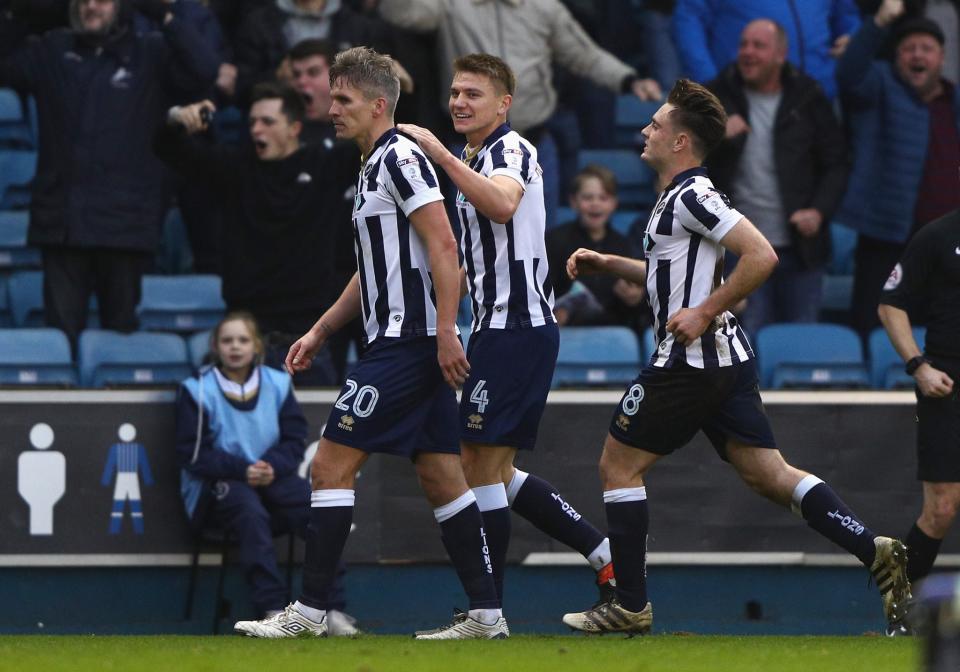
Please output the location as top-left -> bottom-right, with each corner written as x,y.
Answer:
452,53 -> 516,96
571,164 -> 618,197
287,38 -> 335,65
329,46 -> 400,116
666,79 -> 727,159
250,81 -> 306,125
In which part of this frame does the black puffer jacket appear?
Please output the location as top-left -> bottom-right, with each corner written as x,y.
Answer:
0,11 -> 219,251
707,63 -> 849,269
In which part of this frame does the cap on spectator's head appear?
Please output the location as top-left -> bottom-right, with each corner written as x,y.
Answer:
894,17 -> 945,47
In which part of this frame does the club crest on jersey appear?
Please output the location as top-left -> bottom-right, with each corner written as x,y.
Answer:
338,415 -> 355,431
884,263 -> 903,290
467,414 -> 484,430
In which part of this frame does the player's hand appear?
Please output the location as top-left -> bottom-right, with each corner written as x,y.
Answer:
567,248 -> 608,279
285,327 -> 328,375
396,123 -> 450,164
170,100 -> 215,134
613,279 -> 645,306
631,77 -> 662,101
666,306 -> 713,345
726,114 -> 750,139
437,329 -> 470,390
829,34 -> 851,58
875,0 -> 905,27
915,363 -> 955,398
789,208 -> 823,237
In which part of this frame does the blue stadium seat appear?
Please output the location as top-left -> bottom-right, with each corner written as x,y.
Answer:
554,326 -> 640,387
187,329 -> 213,370
755,323 -> 870,389
7,270 -> 43,327
0,276 -> 11,327
820,274 -> 854,314
611,210 -> 643,236
869,326 -> 926,389
0,89 -> 32,149
0,210 -> 41,269
552,206 -> 576,229
642,327 -> 657,363
829,223 -> 858,275
614,95 -> 660,147
79,330 -> 191,387
0,150 -> 36,209
577,149 -> 656,209
0,328 -> 77,386
137,275 -> 225,332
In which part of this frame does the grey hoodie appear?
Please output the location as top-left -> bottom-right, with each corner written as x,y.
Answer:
276,0 -> 342,45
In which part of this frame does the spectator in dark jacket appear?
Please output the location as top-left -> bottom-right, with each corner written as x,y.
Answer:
546,165 -> 647,332
0,0 -> 218,349
154,82 -> 357,385
837,0 -> 960,335
707,19 -> 848,335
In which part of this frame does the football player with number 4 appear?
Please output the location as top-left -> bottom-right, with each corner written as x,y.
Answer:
562,79 -> 913,637
398,54 -> 618,629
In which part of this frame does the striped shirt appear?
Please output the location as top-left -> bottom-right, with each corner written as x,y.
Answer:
642,167 -> 754,368
457,124 -> 554,331
352,128 -> 446,344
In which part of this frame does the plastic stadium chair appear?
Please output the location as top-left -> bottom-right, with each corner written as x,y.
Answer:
137,275 -> 225,332
0,210 -> 41,269
755,323 -> 870,389
828,223 -> 858,275
869,326 -> 926,389
611,210 -> 643,236
78,330 -> 191,388
0,150 -> 36,207
614,95 -> 660,147
554,326 -> 640,387
7,270 -> 43,327
820,274 -> 854,313
0,276 -> 9,327
0,89 -> 32,149
187,329 -> 212,370
577,149 -> 656,209
0,328 -> 77,386
552,206 -> 575,229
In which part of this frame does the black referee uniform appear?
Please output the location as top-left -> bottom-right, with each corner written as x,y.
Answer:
879,209 -> 960,482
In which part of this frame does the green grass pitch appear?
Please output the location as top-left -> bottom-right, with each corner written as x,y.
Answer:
0,635 -> 918,672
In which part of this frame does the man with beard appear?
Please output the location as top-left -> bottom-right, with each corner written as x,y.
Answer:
0,0 -> 218,350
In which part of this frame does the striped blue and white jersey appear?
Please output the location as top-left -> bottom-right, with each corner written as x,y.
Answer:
352,128 -> 446,344
642,167 -> 755,368
457,124 -> 554,331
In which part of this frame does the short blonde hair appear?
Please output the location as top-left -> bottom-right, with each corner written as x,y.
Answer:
330,46 -> 401,116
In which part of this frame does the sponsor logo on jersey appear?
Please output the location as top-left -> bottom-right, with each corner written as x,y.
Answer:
338,414 -> 355,431
615,414 -> 630,431
467,414 -> 484,430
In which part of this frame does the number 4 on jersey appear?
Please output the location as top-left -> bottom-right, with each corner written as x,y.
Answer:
470,379 -> 490,413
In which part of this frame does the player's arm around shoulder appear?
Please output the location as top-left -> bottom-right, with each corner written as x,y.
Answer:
398,122 -> 523,224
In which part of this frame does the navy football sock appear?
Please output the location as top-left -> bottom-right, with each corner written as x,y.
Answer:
906,523 -> 942,582
474,484 -> 511,603
793,476 -> 877,566
508,470 -> 606,561
436,492 -> 500,610
604,488 -> 649,612
300,490 -> 354,611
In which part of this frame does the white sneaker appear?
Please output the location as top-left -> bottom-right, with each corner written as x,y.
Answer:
326,609 -> 360,637
414,610 -> 509,640
234,604 -> 327,638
